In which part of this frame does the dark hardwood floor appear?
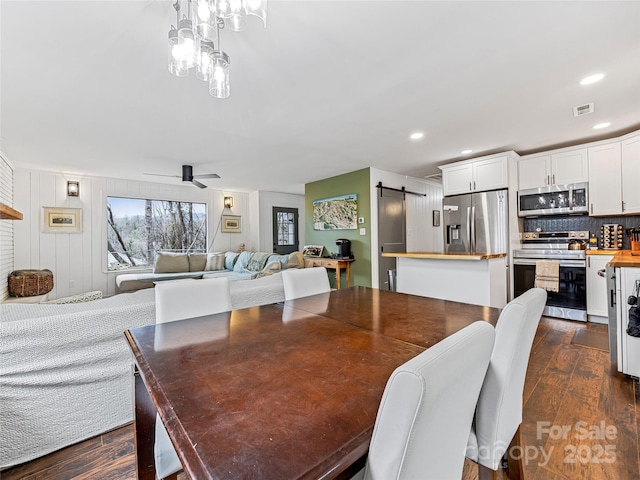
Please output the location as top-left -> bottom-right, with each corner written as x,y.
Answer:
3,317 -> 638,479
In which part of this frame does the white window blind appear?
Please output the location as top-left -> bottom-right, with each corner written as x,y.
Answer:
0,156 -> 15,299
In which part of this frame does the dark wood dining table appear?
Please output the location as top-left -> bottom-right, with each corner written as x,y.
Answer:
125,286 -> 500,480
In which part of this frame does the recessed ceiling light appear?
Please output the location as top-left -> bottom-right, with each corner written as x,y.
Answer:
593,122 -> 611,130
580,73 -> 605,85
461,149 -> 473,155
410,132 -> 424,140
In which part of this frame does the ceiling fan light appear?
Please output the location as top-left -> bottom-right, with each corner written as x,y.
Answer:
209,51 -> 230,98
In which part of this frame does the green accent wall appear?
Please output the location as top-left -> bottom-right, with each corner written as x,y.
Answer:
305,168 -> 371,287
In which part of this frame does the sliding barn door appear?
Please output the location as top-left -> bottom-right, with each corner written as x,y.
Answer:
377,189 -> 406,289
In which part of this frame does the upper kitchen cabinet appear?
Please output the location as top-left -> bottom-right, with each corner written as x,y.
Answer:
588,142 -> 621,216
518,149 -> 588,191
588,133 -> 640,216
441,154 -> 510,196
621,133 -> 640,214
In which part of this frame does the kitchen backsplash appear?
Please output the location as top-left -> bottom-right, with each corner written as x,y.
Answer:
523,215 -> 640,249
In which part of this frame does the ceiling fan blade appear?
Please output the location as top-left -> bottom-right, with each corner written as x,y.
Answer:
143,172 -> 181,178
193,173 -> 221,179
192,179 -> 207,189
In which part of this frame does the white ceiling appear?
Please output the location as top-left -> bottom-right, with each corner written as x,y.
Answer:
2,1 -> 639,195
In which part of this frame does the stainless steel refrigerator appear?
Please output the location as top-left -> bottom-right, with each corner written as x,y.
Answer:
443,189 -> 509,254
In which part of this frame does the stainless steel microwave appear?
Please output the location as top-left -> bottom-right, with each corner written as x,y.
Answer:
518,182 -> 588,217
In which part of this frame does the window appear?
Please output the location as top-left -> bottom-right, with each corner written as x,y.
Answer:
107,197 -> 206,271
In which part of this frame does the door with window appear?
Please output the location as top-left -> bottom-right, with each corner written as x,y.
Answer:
273,207 -> 299,254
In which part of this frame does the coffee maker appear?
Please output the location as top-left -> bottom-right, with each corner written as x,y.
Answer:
335,239 -> 352,259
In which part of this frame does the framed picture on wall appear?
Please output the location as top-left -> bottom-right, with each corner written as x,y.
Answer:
312,194 -> 357,230
221,215 -> 242,233
42,207 -> 82,233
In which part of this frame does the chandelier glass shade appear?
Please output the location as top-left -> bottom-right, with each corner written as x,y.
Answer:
167,0 -> 267,98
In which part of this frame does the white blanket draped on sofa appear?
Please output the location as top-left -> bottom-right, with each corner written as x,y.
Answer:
0,301 -> 155,468
0,273 -> 286,469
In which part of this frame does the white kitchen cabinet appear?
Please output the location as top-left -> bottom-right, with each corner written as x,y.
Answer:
442,163 -> 474,196
588,134 -> 640,216
552,150 -> 589,185
441,155 -> 508,196
622,134 -> 640,214
586,254 -> 613,322
517,156 -> 549,190
518,149 -> 588,190
588,143 -> 622,216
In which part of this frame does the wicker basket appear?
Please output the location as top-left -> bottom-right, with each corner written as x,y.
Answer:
8,269 -> 54,297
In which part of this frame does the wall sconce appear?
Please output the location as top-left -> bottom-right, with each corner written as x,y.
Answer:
224,196 -> 233,208
67,181 -> 80,197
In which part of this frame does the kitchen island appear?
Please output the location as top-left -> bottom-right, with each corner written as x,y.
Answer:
382,252 -> 508,308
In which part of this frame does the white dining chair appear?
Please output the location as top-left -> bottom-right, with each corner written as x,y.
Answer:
155,277 -> 232,323
154,277 -> 233,480
466,287 -> 547,480
281,266 -> 331,300
358,321 -> 495,480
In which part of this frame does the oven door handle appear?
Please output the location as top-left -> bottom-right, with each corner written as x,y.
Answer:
513,258 -> 586,268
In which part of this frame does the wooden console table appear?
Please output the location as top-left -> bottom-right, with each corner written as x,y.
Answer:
304,257 -> 355,289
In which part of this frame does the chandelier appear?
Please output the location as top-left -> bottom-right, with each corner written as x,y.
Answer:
167,0 -> 267,98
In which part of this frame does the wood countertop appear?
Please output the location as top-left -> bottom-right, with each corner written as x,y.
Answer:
586,249 -> 624,255
381,252 -> 507,261
607,250 -> 640,268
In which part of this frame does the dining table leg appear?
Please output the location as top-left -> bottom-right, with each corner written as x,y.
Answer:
134,367 -> 158,480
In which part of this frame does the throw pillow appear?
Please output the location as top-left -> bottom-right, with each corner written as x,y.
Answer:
257,260 -> 282,278
267,254 -> 290,269
234,251 -> 253,273
286,251 -> 305,269
205,252 -> 226,271
188,253 -> 208,272
224,252 -> 240,271
154,252 -> 189,273
247,252 -> 273,272
46,291 -> 103,304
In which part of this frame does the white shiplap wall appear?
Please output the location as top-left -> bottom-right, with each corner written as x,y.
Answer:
13,169 -> 255,298
0,154 -> 15,300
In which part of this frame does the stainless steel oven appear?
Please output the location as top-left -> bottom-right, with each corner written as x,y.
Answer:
513,231 -> 588,321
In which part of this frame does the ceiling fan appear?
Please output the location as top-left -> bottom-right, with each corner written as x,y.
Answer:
144,165 -> 220,189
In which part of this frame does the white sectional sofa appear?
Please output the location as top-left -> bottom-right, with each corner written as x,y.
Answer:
116,250 -> 304,293
0,271 -> 289,469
